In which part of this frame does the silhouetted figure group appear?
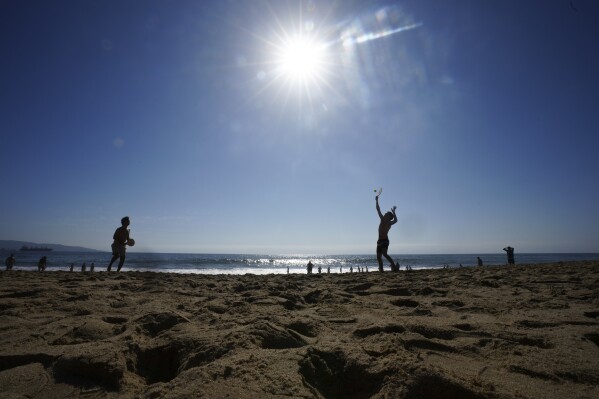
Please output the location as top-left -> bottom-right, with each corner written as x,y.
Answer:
303,261 -> 375,274
4,256 -> 101,273
3,213 -> 519,275
3,217 -> 135,273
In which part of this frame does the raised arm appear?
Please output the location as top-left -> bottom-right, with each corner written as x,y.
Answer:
375,196 -> 383,219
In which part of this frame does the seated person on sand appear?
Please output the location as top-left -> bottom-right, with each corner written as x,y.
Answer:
375,195 -> 399,272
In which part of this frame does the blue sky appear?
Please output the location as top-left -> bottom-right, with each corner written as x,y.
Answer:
1,0 -> 598,254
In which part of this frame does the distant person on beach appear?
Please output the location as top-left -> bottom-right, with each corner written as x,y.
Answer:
327,266 -> 330,273
90,262 -> 95,272
477,257 -> 483,267
318,265 -> 322,274
69,263 -> 74,272
287,266 -> 289,274
503,246 -> 515,265
107,216 -> 131,272
307,260 -> 313,274
5,254 -> 15,271
37,256 -> 47,271
375,195 -> 398,272
81,262 -> 86,272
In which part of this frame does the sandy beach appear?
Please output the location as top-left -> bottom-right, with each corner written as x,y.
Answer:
1,261 -> 598,398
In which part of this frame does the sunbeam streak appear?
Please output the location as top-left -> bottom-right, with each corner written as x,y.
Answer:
347,22 -> 423,46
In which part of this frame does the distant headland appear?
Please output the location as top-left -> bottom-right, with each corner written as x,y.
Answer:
0,240 -> 101,253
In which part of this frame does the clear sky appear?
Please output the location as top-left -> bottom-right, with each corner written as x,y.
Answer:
1,0 -> 598,254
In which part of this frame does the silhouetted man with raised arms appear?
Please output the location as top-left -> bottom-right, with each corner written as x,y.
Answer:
376,195 -> 398,272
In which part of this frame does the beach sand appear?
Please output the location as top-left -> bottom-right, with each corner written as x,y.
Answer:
1,261 -> 598,398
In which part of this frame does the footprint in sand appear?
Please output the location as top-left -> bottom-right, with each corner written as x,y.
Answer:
299,348 -> 386,399
391,299 -> 420,308
50,318 -> 122,345
136,312 -> 189,337
353,324 -> 406,338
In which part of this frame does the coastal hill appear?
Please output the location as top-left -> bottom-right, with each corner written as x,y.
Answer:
0,240 -> 101,253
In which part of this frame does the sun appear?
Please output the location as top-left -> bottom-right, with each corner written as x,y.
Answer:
275,36 -> 328,84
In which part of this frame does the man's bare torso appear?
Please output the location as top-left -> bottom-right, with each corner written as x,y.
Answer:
378,220 -> 392,240
113,226 -> 129,246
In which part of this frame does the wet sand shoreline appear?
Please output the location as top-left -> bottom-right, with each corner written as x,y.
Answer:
1,261 -> 598,398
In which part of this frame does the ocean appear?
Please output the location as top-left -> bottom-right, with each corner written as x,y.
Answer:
2,251 -> 599,274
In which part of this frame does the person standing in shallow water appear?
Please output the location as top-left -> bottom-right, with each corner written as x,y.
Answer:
503,246 -> 515,265
37,256 -> 47,271
5,254 -> 15,271
376,195 -> 398,272
107,216 -> 131,272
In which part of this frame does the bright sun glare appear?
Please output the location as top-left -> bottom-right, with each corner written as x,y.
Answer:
276,37 -> 327,83
246,4 -> 422,109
